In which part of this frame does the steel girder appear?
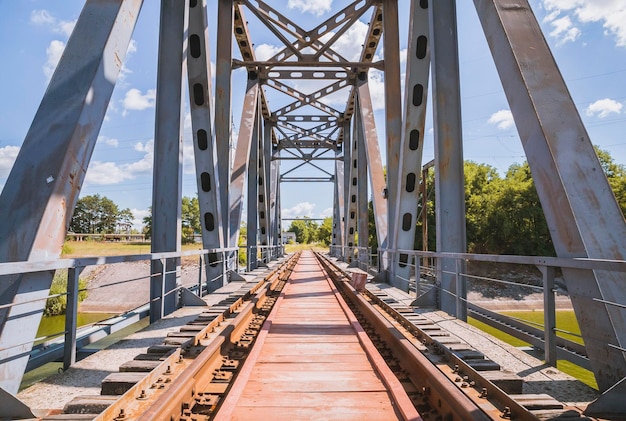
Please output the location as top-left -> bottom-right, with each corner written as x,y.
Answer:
356,82 -> 389,258
332,155 -> 345,255
345,117 -> 358,255
0,0 -> 143,394
474,0 -> 626,393
429,0 -> 467,319
391,0 -> 430,291
357,114 -> 369,255
229,78 -> 261,248
246,100 -> 261,271
259,123 -> 272,262
187,0 -> 225,293
383,0 -> 402,262
215,0 -> 234,246
150,0 -> 188,323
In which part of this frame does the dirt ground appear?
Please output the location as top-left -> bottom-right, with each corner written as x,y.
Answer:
78,261 -> 203,313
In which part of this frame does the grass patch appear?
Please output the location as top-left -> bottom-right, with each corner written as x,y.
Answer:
468,311 -> 598,390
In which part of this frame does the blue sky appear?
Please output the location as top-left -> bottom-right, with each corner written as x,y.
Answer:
1,0 -> 625,230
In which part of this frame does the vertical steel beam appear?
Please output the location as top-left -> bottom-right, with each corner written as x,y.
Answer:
474,0 -> 626,391
429,0 -> 467,318
342,120 -> 353,260
215,0 -> 234,246
270,146 -> 280,254
345,117 -> 359,259
356,80 -> 389,257
0,0 -> 142,394
247,99 -> 260,271
63,267 -> 81,370
392,0 -> 430,291
357,117 -> 369,263
187,0 -> 224,293
150,0 -> 188,322
258,121 -> 271,262
333,151 -> 345,255
229,76 -> 260,248
383,0 -> 402,259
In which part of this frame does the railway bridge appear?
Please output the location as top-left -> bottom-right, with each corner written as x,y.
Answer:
1,0 -> 626,419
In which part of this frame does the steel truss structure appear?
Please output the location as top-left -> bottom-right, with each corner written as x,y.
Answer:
0,0 -> 625,408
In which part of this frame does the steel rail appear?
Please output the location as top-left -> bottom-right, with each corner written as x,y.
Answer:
92,253 -> 300,420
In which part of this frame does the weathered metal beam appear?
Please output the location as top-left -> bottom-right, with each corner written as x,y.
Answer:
333,154 -> 345,253
187,0 -> 224,292
215,0 -> 234,247
391,0 -> 430,291
258,120 -> 272,262
357,114 -> 369,254
0,0 -> 143,394
345,116 -> 358,253
430,0 -> 467,318
150,0 -> 187,323
247,99 -> 261,271
383,0 -> 402,262
229,77 -> 260,248
233,60 -> 384,70
356,80 -> 388,256
474,0 -> 626,392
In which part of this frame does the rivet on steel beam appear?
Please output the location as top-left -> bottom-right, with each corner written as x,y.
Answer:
500,407 -> 512,419
480,388 -> 488,398
137,389 -> 147,400
115,409 -> 126,420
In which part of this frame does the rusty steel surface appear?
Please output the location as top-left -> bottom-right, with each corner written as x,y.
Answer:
315,253 -> 597,421
474,0 -> 626,393
187,0 -> 225,289
430,0 -> 468,319
89,254 -> 300,420
391,0 -> 430,291
0,0 -> 143,394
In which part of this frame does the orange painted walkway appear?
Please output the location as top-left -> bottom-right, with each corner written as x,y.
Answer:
215,251 -> 419,420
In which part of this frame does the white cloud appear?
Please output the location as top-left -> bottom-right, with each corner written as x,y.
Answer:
44,40 -> 65,81
488,109 -> 515,130
0,146 -> 20,178
131,208 -> 150,230
282,202 -> 316,218
288,0 -> 332,16
586,98 -> 623,118
548,15 -> 581,45
255,43 -> 283,61
542,1 -> 626,47
320,207 -> 333,218
30,9 -> 76,37
327,20 -> 370,62
98,136 -> 119,147
122,88 -> 156,115
119,39 -> 138,81
85,140 -> 153,185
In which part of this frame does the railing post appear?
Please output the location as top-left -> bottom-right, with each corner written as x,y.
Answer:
63,267 -> 82,370
455,258 -> 467,321
198,254 -> 204,297
542,265 -> 557,366
222,250 -> 228,285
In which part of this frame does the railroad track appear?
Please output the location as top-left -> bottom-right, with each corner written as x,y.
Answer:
314,252 -> 595,421
43,253 -> 299,420
42,251 -> 595,420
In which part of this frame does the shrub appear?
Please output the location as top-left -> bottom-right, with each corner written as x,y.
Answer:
44,269 -> 88,316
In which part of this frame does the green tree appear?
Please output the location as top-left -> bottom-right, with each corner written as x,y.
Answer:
142,207 -> 152,240
317,217 -> 333,245
69,194 -> 125,234
181,196 -> 200,244
288,218 -> 318,243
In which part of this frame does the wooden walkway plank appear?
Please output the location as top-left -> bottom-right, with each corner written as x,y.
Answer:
214,251 -> 420,420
